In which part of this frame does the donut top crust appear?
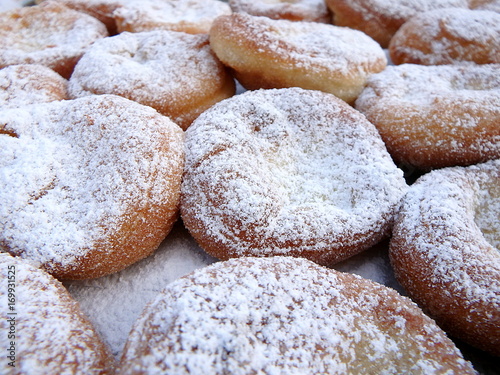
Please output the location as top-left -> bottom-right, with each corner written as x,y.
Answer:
355,63 -> 500,169
0,95 -> 184,279
119,256 -> 475,374
113,0 -> 232,34
390,159 -> 500,354
0,64 -> 68,110
181,88 -> 407,264
69,30 -> 233,129
0,253 -> 114,374
228,0 -> 331,22
0,2 -> 108,77
212,13 -> 386,76
389,8 -> 500,65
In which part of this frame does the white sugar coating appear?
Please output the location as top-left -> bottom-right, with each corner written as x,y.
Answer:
64,222 -> 218,358
0,64 -> 68,110
68,30 -> 231,128
355,63 -> 500,169
228,0 -> 330,22
341,0 -> 468,21
118,256 -> 475,374
181,88 -> 407,265
0,2 -> 108,74
0,95 -> 184,278
390,8 -> 500,64
390,159 -> 500,354
113,0 -> 231,33
0,253 -> 113,374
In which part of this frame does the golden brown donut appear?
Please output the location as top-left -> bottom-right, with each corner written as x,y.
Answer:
113,0 -> 232,34
325,0 -> 469,48
0,95 -> 184,280
389,8 -> 500,65
209,13 -> 387,104
0,2 -> 108,79
0,252 -> 114,374
389,159 -> 500,356
228,0 -> 331,23
0,64 -> 68,110
181,88 -> 408,266
69,30 -> 235,130
118,256 -> 476,374
355,63 -> 500,170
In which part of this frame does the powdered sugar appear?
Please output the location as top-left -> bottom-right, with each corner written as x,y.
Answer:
118,256 -> 475,374
0,95 -> 184,278
228,0 -> 330,22
181,88 -> 407,265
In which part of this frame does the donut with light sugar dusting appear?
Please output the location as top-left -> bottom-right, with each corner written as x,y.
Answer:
0,64 -> 68,110
209,13 -> 386,104
113,0 -> 232,34
228,0 -> 331,23
355,63 -> 500,170
69,30 -> 235,130
0,252 -> 115,374
118,256 -> 476,374
181,88 -> 408,266
0,94 -> 184,280
389,159 -> 500,356
389,8 -> 500,66
324,0 -> 469,48
0,2 -> 108,79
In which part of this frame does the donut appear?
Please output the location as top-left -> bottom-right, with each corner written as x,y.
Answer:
0,94 -> 184,280
35,0 -> 129,35
470,0 -> 500,12
389,159 -> 500,356
181,88 -> 408,266
0,64 -> 68,110
355,63 -> 500,171
389,8 -> 500,65
113,0 -> 232,35
0,252 -> 114,374
228,0 -> 331,23
324,0 -> 469,48
68,30 -> 235,130
209,13 -> 387,104
118,256 -> 476,374
0,2 -> 108,79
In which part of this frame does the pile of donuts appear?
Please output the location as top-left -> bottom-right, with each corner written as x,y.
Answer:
0,0 -> 498,373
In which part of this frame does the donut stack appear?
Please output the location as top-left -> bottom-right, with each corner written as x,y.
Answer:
0,0 -> 498,373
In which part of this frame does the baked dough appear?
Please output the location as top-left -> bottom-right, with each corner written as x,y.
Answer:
0,95 -> 184,280
228,0 -> 331,22
390,159 -> 500,356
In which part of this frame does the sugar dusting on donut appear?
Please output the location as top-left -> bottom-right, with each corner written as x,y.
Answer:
118,256 -> 475,374
228,0 -> 331,22
389,8 -> 500,65
0,95 -> 184,279
0,253 -> 114,373
69,30 -> 235,130
390,159 -> 500,355
181,88 -> 407,266
355,63 -> 500,170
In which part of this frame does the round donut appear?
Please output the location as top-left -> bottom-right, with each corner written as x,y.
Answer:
209,13 -> 387,104
389,159 -> 500,356
118,256 -> 476,374
228,0 -> 331,23
324,0 -> 469,48
69,30 -> 235,130
0,64 -> 68,110
35,0 -> 129,35
0,94 -> 184,280
181,88 -> 408,266
0,2 -> 108,79
0,252 -> 114,374
113,0 -> 232,34
355,63 -> 500,170
389,8 -> 500,65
